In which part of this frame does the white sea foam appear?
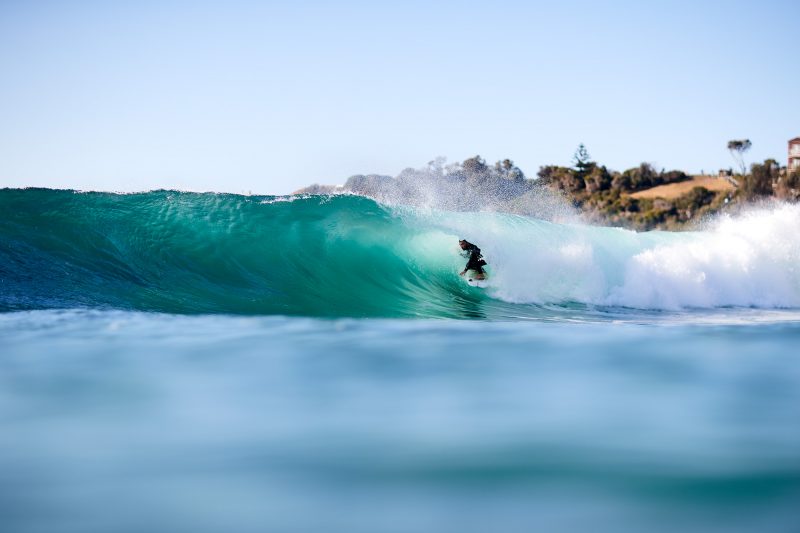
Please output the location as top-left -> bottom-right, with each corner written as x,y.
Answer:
429,204 -> 800,310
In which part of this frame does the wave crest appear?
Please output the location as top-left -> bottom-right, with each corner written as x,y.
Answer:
2,189 -> 799,317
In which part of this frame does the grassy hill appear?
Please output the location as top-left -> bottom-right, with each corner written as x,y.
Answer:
630,176 -> 734,200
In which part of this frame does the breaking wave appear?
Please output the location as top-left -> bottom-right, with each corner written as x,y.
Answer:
2,189 -> 799,317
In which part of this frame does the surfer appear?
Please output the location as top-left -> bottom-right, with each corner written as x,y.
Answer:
459,239 -> 487,280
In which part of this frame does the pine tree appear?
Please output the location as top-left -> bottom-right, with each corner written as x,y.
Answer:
572,143 -> 592,174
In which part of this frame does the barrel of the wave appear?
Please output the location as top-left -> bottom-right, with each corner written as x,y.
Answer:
0,190 -> 484,317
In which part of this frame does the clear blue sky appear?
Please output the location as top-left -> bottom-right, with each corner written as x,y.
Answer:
1,0 -> 798,194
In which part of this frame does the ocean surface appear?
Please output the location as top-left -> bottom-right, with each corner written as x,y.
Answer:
2,188 -> 799,532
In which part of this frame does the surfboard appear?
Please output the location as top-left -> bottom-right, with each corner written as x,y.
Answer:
465,271 -> 489,287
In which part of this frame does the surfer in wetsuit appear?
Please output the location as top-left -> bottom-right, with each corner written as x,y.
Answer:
459,239 -> 487,280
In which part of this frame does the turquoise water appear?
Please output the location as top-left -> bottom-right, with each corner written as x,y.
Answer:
2,189 -> 800,532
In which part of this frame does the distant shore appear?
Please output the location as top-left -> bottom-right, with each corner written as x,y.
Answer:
295,153 -> 799,231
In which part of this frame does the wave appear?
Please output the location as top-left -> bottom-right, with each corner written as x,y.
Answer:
2,188 -> 799,318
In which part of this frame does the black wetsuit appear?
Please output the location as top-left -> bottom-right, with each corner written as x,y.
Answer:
461,242 -> 487,274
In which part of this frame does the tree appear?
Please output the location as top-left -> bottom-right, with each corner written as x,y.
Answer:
727,139 -> 752,175
584,165 -> 613,193
494,159 -> 524,180
776,170 -> 800,201
507,166 -> 525,182
572,144 -> 592,174
537,165 -> 583,193
616,163 -> 659,192
740,158 -> 777,200
462,155 -> 488,175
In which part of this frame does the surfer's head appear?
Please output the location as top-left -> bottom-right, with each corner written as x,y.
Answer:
459,239 -> 468,250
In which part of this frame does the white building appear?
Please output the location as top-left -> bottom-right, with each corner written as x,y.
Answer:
789,137 -> 800,172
